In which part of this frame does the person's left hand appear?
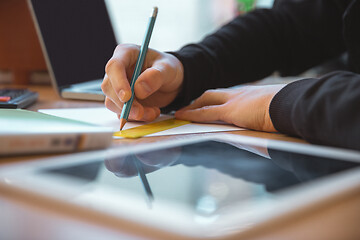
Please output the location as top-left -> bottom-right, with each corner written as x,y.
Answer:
175,84 -> 286,132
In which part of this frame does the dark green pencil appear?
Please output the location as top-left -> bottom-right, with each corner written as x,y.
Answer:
119,7 -> 158,130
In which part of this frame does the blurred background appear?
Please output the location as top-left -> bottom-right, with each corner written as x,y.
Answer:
0,0 -> 273,84
106,0 -> 274,52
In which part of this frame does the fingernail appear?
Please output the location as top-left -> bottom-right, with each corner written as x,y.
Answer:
140,82 -> 152,94
119,90 -> 126,101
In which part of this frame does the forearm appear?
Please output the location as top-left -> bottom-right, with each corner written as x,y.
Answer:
270,71 -> 360,150
168,9 -> 291,109
166,0 -> 345,110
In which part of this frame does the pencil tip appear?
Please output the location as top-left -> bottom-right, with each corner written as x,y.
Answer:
119,118 -> 127,130
152,6 -> 158,17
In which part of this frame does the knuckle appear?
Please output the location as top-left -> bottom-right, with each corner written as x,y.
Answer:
142,69 -> 161,86
117,43 -> 138,51
221,104 -> 232,121
192,98 -> 201,105
101,80 -> 108,93
149,67 -> 162,79
113,86 -> 122,96
105,58 -> 123,74
204,89 -> 216,96
115,43 -> 132,52
104,98 -> 113,109
115,44 -> 140,59
200,106 -> 212,112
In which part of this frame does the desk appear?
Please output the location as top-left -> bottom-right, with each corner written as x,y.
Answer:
0,83 -> 304,165
1,83 -> 360,240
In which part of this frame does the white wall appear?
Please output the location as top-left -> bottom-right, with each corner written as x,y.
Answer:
105,0 -> 235,52
105,0 -> 273,52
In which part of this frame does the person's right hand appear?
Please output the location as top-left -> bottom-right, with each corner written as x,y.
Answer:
102,44 -> 184,122
105,147 -> 182,178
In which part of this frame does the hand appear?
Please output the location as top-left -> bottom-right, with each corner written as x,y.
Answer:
102,44 -> 184,121
175,84 -> 286,132
104,147 -> 182,178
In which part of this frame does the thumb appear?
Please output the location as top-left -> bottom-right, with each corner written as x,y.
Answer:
134,67 -> 164,99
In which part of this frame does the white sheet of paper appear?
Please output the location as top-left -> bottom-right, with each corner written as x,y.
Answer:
39,108 -> 244,138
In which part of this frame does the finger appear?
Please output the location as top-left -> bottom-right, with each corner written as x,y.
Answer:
104,97 -> 153,122
104,156 -> 138,178
105,45 -> 139,102
179,90 -> 228,111
175,105 -> 225,123
101,75 -> 125,108
104,97 -> 122,115
134,65 -> 164,99
128,103 -> 160,122
136,147 -> 181,167
141,106 -> 161,122
128,101 -> 145,121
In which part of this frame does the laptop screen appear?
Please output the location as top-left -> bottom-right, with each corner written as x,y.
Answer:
29,0 -> 118,88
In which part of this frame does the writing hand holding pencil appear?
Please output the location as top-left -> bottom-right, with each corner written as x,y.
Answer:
102,7 -> 184,129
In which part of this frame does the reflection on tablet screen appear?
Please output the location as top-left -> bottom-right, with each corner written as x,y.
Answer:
39,140 -> 359,219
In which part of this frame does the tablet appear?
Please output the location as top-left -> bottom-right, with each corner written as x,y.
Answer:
1,134 -> 360,239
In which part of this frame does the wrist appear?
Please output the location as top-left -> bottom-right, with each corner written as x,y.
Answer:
264,84 -> 286,132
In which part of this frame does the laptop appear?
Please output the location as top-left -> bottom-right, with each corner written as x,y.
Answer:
28,0 -> 118,101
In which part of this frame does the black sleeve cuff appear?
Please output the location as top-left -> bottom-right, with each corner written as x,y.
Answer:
269,78 -> 314,136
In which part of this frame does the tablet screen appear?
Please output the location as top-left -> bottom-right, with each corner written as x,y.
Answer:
4,138 -> 360,237
42,140 -> 358,200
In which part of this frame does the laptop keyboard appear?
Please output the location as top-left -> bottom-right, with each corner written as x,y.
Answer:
88,86 -> 103,93
0,88 -> 38,109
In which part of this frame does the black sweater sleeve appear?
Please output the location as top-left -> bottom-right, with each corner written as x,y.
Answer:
270,71 -> 360,150
165,0 -> 345,110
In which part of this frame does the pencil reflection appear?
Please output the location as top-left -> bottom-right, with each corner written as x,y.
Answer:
132,155 -> 154,208
104,154 -> 152,208
104,147 -> 181,207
